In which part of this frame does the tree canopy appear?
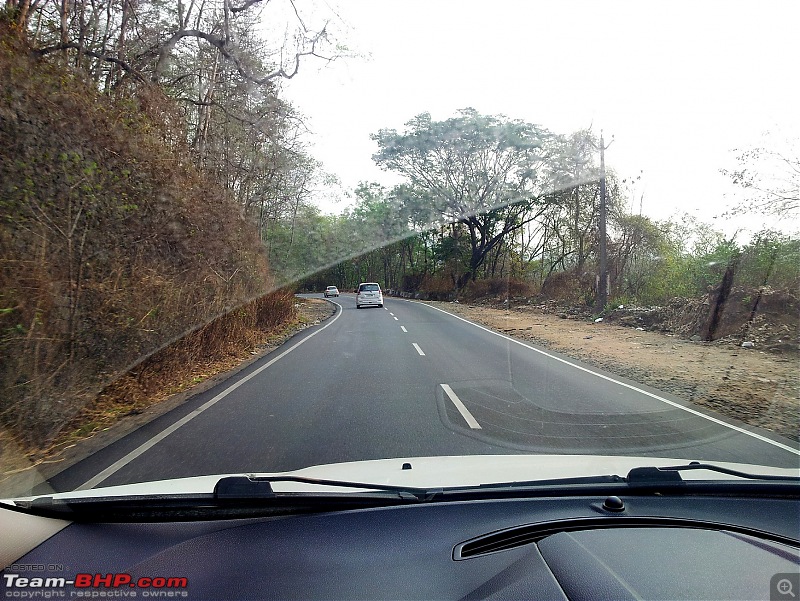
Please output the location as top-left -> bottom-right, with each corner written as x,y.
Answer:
372,109 -> 578,288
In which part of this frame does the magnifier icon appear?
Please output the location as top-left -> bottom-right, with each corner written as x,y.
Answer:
778,579 -> 796,598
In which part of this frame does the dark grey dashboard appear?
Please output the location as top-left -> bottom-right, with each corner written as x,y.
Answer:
2,494 -> 799,600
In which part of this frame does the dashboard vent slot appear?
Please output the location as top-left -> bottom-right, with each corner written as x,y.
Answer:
453,517 -> 800,560
455,524 -> 543,559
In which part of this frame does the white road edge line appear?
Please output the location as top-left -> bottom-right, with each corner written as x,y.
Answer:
400,326 -> 408,332
441,384 -> 482,429
412,343 -> 426,356
77,299 -> 345,490
406,300 -> 800,456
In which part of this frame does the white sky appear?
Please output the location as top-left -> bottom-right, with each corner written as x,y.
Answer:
278,0 -> 799,235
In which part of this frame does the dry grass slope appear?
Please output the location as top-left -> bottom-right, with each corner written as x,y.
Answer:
0,25 -> 292,455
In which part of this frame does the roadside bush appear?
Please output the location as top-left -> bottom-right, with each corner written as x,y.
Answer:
463,278 -> 534,300
540,270 -> 596,305
419,276 -> 456,300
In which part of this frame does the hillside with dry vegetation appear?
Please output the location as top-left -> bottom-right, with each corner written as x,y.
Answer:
0,24 -> 293,457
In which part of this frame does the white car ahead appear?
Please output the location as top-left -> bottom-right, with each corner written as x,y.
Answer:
356,282 -> 383,308
324,286 -> 339,297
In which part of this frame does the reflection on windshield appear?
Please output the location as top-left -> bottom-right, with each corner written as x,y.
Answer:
0,1 -> 798,498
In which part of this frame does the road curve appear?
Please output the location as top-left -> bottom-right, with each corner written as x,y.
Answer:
44,293 -> 800,492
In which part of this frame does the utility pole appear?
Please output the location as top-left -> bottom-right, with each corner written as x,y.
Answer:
596,131 -> 610,313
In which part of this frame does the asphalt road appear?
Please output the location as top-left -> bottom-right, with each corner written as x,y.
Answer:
44,294 -> 800,492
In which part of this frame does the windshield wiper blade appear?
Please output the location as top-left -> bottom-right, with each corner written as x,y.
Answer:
214,475 -> 434,500
449,474 -> 626,491
17,463 -> 798,520
627,462 -> 800,483
15,481 -> 426,521
17,475 -> 432,513
17,475 -> 430,513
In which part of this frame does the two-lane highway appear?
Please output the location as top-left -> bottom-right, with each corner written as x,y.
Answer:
45,293 -> 799,492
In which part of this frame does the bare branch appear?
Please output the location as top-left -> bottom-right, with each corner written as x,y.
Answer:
32,43 -> 147,82
174,96 -> 277,133
289,0 -> 308,33
153,24 -> 329,85
229,0 -> 267,13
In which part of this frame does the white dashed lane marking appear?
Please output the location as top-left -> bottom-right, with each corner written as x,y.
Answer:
409,300 -> 799,456
441,384 -> 482,429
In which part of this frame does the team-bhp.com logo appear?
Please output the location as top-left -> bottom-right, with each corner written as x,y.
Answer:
3,573 -> 188,598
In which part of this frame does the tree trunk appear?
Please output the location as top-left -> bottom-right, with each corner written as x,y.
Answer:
9,0 -> 33,37
60,0 -> 69,47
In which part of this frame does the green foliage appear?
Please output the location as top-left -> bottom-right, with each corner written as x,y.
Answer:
737,231 -> 800,289
372,109 -> 569,288
292,114 -> 799,309
618,218 -> 799,306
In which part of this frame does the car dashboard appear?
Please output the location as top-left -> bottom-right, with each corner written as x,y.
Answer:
2,490 -> 799,600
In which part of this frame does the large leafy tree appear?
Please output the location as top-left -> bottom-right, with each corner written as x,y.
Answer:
372,109 -> 565,289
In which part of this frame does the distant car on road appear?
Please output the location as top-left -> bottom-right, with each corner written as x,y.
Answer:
356,282 -> 383,309
324,286 -> 339,297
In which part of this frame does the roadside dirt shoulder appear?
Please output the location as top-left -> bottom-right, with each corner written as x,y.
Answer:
426,301 -> 799,443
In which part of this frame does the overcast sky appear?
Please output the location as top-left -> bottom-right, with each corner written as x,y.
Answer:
278,0 -> 799,234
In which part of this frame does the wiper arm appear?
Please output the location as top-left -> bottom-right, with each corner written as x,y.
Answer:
214,475 -> 434,501
627,462 -> 800,483
446,474 -> 625,491
13,476 -> 431,520
428,464 -> 798,500
16,463 -> 798,521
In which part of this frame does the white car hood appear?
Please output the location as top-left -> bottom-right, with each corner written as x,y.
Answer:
6,454 -> 799,501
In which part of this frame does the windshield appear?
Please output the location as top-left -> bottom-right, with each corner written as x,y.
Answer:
0,0 -> 798,502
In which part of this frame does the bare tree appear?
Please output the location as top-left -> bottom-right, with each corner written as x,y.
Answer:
721,134 -> 800,217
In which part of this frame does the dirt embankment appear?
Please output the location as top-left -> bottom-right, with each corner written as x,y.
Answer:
425,299 -> 799,443
602,287 -> 799,354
